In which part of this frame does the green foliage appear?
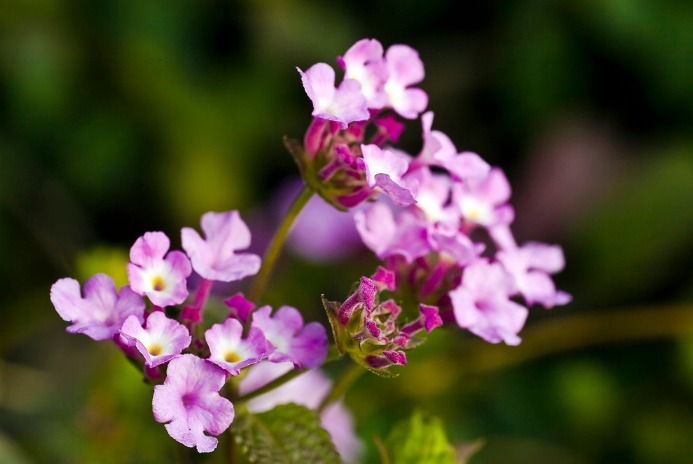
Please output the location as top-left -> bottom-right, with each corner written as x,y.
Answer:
574,147 -> 693,305
381,411 -> 458,464
232,403 -> 343,464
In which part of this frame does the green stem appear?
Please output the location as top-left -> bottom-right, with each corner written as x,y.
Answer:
389,304 -> 693,406
236,346 -> 342,404
248,185 -> 314,303
317,362 -> 364,413
453,303 -> 693,375
225,381 -> 239,464
236,368 -> 307,405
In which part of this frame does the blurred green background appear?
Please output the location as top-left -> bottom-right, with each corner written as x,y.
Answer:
1,0 -> 692,462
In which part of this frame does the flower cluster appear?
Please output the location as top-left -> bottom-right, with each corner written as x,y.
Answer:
49,37 -> 570,459
293,39 -> 570,373
50,211 -> 328,452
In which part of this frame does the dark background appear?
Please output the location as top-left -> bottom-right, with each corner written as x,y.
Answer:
1,1 -> 692,462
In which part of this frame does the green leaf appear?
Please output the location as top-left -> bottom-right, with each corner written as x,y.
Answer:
322,295 -> 347,354
384,411 -> 457,464
232,403 -> 343,464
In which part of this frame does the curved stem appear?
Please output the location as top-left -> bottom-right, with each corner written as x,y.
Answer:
224,381 -> 239,463
391,304 -> 693,401
454,303 -> 693,375
236,346 -> 342,404
248,186 -> 313,303
317,362 -> 364,413
235,368 -> 307,405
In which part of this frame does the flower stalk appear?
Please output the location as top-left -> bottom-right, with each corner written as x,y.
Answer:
248,185 -> 314,303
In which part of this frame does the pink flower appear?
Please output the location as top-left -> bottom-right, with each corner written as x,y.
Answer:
152,354 -> 234,453
298,63 -> 369,129
492,226 -> 571,308
224,292 -> 256,324
181,211 -> 261,282
416,112 -> 456,166
449,259 -> 528,345
340,38 -> 388,109
383,45 -> 428,119
452,168 -> 514,228
250,306 -> 328,369
205,318 -> 274,375
120,311 -> 191,367
127,232 -> 192,307
414,112 -> 489,180
405,167 -> 459,229
361,144 -> 416,206
50,274 -> 145,341
354,202 -> 431,262
412,111 -> 491,180
338,276 -> 377,325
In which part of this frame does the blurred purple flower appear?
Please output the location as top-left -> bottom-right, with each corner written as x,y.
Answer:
449,259 -> 528,345
275,180 -> 362,262
492,225 -> 571,308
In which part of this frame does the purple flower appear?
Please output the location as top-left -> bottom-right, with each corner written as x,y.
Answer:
224,292 -> 256,324
383,45 -> 428,119
50,274 -> 145,341
373,113 -> 405,144
449,259 -> 528,345
413,111 -> 489,180
205,318 -> 274,375
340,38 -> 388,109
387,304 -> 445,344
120,311 -> 191,368
127,232 -> 192,307
452,168 -> 514,228
338,277 -> 377,325
181,211 -> 261,282
415,112 -> 456,167
405,167 -> 459,229
493,228 -> 571,308
360,144 -> 416,206
152,354 -> 234,453
298,63 -> 369,129
354,202 -> 431,262
250,306 -> 328,369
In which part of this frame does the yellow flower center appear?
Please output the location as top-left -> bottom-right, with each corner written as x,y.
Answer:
148,343 -> 163,356
467,208 -> 481,222
151,275 -> 166,292
224,351 -> 241,363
